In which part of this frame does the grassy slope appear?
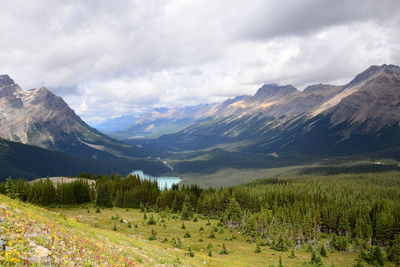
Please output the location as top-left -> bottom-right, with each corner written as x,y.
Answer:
53,208 -> 361,267
0,193 -> 361,266
0,194 -> 198,266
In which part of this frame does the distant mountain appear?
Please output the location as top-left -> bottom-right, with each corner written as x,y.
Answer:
0,75 -> 150,159
105,104 -> 212,139
134,64 -> 400,160
95,115 -> 139,134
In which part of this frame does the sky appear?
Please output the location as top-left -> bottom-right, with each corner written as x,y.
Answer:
0,0 -> 399,124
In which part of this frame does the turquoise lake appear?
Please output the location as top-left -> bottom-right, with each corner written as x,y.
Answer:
130,170 -> 181,189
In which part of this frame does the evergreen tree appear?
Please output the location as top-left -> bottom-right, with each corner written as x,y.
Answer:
219,243 -> 228,255
278,256 -> 284,267
388,234 -> 400,266
5,178 -> 18,199
139,201 -> 145,212
147,215 -> 156,225
310,250 -> 323,266
181,195 -> 193,220
39,179 -> 55,206
372,246 -> 384,266
224,197 -> 242,225
149,229 -> 157,240
114,190 -> 124,207
208,231 -> 216,239
186,246 -> 194,257
96,182 -> 113,208
320,246 -> 327,257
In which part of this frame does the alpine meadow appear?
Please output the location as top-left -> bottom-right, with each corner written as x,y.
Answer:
1,1 -> 400,266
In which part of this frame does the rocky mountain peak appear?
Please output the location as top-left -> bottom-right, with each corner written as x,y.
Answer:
380,64 -> 400,77
0,75 -> 15,86
345,64 -> 400,89
303,84 -> 335,93
254,84 -> 297,99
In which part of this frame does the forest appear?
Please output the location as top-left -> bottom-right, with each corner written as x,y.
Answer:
1,171 -> 400,266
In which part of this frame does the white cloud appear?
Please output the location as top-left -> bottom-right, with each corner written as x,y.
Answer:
0,0 -> 399,123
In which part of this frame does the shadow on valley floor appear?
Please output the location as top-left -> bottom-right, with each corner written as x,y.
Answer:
298,163 -> 400,176
171,149 -> 313,175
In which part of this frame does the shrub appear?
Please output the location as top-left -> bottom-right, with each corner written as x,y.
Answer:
220,243 -> 228,255
147,215 -> 156,225
149,229 -> 157,240
173,238 -> 182,249
320,246 -> 327,257
208,231 -> 216,239
288,249 -> 296,258
186,246 -> 194,257
310,250 -> 323,266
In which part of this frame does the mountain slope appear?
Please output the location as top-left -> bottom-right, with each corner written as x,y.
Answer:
135,64 -> 400,162
0,137 -> 169,180
257,64 -> 400,155
0,75 -> 148,159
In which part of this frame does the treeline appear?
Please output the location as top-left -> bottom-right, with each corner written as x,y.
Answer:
0,174 -> 160,207
1,171 -> 400,264
0,178 -> 93,205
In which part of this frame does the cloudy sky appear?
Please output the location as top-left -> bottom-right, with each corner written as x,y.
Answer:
1,0 -> 399,124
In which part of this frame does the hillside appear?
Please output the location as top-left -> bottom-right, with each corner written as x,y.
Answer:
0,194 -> 191,266
2,171 -> 399,266
0,137 -> 169,181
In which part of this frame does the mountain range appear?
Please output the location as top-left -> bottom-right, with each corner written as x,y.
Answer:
123,64 -> 400,165
1,64 -> 400,179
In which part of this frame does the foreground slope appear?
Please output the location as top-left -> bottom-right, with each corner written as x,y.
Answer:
0,194 -> 217,266
0,194 -> 361,267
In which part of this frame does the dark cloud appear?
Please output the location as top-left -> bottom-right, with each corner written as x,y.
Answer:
240,0 -> 400,40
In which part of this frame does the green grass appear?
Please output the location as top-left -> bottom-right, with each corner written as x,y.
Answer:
54,206 -> 362,266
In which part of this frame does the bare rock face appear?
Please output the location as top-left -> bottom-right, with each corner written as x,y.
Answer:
0,75 -> 143,159
0,77 -> 89,148
320,64 -> 400,131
